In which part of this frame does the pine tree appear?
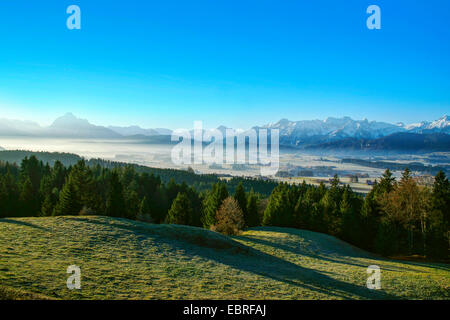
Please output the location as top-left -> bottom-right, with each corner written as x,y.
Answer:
432,171 -> 449,227
139,196 -> 151,216
51,161 -> 67,190
149,186 -> 169,223
341,186 -> 363,244
0,178 -> 6,218
124,189 -> 139,220
166,192 -> 191,225
234,182 -> 248,225
0,169 -> 19,217
137,196 -> 152,222
202,183 -> 228,228
70,161 -> 101,213
40,193 -> 55,217
295,193 -> 311,229
330,174 -> 340,188
426,171 -> 450,258
19,156 -> 43,194
378,169 -> 396,195
105,171 -> 126,217
320,180 -> 343,235
246,190 -> 260,227
262,185 -> 293,227
53,178 -> 81,216
186,187 -> 203,227
360,190 -> 380,251
19,177 -> 39,216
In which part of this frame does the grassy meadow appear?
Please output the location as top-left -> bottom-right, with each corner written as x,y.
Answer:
0,216 -> 448,300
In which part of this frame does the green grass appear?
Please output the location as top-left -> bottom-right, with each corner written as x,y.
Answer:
0,285 -> 53,300
0,216 -> 448,300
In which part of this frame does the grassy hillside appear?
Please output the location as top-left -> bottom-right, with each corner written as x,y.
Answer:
0,216 -> 448,300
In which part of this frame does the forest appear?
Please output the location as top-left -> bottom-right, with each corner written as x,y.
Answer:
0,154 -> 448,260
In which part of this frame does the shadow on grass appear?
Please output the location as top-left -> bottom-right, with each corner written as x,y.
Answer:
0,218 -> 49,231
387,259 -> 450,273
236,234 -> 426,274
74,217 -> 398,300
244,227 -> 450,271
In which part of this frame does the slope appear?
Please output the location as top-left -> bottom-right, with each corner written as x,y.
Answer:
0,216 -> 448,300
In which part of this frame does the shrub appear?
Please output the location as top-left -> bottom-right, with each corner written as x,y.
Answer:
79,207 -> 96,216
136,212 -> 153,223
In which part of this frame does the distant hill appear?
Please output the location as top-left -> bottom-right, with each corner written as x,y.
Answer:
108,125 -> 160,136
0,150 -> 83,167
306,132 -> 450,152
341,158 -> 450,175
0,150 -> 278,196
1,216 -> 448,300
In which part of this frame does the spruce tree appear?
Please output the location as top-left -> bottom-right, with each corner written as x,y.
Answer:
167,192 -> 191,225
149,186 -> 169,223
426,171 -> 450,258
0,170 -> 19,217
70,161 -> 101,213
0,178 -> 6,218
234,182 -> 248,225
53,178 -> 81,216
139,196 -> 151,216
19,177 -> 39,216
294,194 -> 310,229
19,156 -> 43,194
341,187 -> 362,244
105,171 -> 126,217
51,161 -> 66,190
125,189 -> 139,220
137,196 -> 152,222
262,185 -> 293,227
378,169 -> 396,194
202,183 -> 228,228
246,190 -> 260,227
40,193 -> 55,217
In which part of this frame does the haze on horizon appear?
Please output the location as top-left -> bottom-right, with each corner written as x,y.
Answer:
0,1 -> 449,129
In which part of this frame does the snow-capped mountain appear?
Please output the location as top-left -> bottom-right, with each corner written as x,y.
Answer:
0,114 -> 448,149
404,116 -> 450,133
257,115 -> 449,147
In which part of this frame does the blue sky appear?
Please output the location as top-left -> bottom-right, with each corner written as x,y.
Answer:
0,0 -> 449,129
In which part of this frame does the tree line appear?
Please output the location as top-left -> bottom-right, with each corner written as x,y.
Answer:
0,156 -> 448,260
0,150 -> 278,196
262,169 -> 449,260
0,156 -> 261,230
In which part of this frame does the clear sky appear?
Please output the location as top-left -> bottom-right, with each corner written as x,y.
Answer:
0,0 -> 449,129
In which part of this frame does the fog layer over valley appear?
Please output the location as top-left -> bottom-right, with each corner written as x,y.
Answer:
0,136 -> 448,192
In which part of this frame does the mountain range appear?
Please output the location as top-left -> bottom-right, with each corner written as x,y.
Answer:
0,113 -> 449,151
256,115 -> 450,147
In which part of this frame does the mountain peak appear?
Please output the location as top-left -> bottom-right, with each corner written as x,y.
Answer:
62,112 -> 77,119
51,113 -> 90,128
429,115 -> 450,129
